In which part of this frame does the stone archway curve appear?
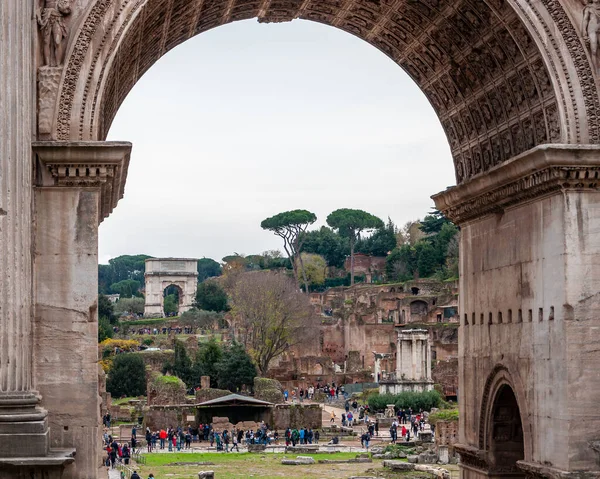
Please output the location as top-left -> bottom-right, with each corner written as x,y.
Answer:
51,0 -> 600,184
478,365 -> 533,464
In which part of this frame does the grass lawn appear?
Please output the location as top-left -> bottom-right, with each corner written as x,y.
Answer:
131,452 -> 381,478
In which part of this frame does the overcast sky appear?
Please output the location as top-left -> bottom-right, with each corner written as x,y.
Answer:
101,19 -> 454,265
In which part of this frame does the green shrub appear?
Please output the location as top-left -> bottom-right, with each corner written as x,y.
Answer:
384,444 -> 415,456
368,390 -> 441,412
428,408 -> 459,425
98,316 -> 113,342
106,353 -> 147,398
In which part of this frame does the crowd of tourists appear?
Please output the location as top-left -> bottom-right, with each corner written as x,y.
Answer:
142,421 -> 305,453
388,409 -> 431,443
129,325 -> 195,335
102,429 -> 132,468
283,427 -> 320,445
283,382 -> 346,402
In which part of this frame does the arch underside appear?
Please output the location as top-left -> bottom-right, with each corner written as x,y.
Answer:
62,0 -> 596,184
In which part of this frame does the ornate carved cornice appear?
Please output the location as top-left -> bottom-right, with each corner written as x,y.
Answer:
32,141 -> 131,223
517,460 -> 600,479
454,444 -> 489,472
432,145 -> 600,224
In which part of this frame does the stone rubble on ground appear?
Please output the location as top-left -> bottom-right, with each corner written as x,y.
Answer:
281,455 -> 316,465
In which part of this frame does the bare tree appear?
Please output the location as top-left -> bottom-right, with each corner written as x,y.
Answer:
228,270 -> 318,375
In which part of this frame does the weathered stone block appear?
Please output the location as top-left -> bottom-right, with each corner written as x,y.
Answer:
281,456 -> 316,465
383,460 -> 415,471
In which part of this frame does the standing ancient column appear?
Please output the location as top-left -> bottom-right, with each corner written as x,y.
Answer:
0,0 -> 50,459
395,332 -> 403,378
425,333 -> 431,381
411,336 -> 417,380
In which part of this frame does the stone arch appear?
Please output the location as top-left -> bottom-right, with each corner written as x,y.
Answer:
478,365 -> 533,465
162,282 -> 184,315
410,299 -> 428,317
144,258 -> 198,318
50,0 -> 600,183
487,385 -> 525,476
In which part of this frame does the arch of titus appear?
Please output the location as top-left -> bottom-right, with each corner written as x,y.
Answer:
143,258 -> 198,318
2,0 -> 600,477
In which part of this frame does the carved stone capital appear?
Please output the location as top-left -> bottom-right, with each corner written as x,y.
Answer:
32,141 -> 131,222
432,145 -> 600,224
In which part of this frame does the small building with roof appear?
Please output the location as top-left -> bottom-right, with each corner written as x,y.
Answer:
195,394 -> 274,425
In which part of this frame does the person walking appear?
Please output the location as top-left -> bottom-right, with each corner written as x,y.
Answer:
231,429 -> 239,452
223,429 -> 230,452
330,410 -> 336,424
145,428 -> 152,453
130,472 -> 141,479
314,430 -> 320,444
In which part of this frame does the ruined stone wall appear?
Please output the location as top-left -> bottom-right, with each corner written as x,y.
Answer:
144,405 -> 197,430
436,420 -> 459,448
276,281 -> 459,388
270,404 -> 322,430
432,358 -> 459,396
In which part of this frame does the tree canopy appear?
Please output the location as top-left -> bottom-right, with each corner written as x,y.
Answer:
261,210 -> 317,292
195,280 -> 229,312
109,279 -> 141,298
386,212 -> 458,281
300,226 -> 349,268
197,258 -> 222,282
215,341 -> 257,392
327,209 -> 383,285
98,254 -> 152,294
179,308 -> 226,331
355,218 -> 398,256
106,353 -> 147,398
296,253 -> 327,289
114,297 -> 145,316
228,271 -> 318,375
99,294 -> 117,324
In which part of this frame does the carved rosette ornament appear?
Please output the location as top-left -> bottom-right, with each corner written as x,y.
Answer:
432,145 -> 600,225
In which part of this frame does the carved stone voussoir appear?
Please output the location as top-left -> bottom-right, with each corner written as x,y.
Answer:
432,145 -> 600,224
32,141 -> 131,223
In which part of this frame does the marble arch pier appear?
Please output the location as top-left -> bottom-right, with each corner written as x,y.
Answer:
1,0 -> 600,477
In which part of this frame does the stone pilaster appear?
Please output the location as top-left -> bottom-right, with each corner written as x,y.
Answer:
433,145 -> 600,478
32,142 -> 131,478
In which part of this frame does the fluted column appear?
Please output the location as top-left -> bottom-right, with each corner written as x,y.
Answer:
0,0 -> 52,459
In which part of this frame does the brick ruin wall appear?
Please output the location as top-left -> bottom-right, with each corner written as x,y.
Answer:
271,280 -> 459,393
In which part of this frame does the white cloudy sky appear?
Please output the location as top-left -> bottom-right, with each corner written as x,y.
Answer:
101,19 -> 454,264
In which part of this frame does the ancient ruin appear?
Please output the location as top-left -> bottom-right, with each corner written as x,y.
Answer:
3,1 -> 600,477
144,258 -> 198,318
379,329 -> 434,395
